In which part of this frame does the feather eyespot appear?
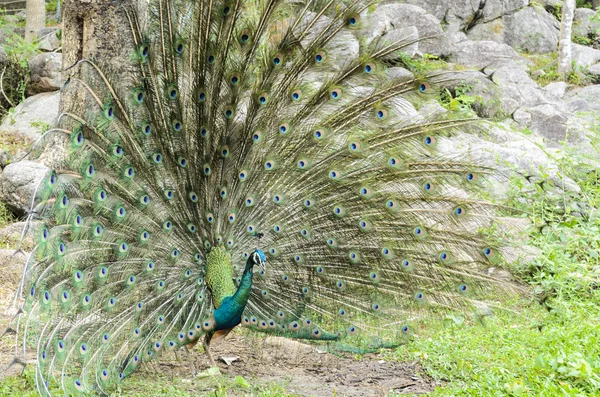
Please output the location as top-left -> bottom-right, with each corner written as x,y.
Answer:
140,44 -> 149,58
348,141 -> 362,152
315,50 -> 326,63
418,82 -> 430,93
172,120 -> 182,132
349,251 -> 360,263
375,108 -> 388,120
227,212 -> 236,223
134,90 -> 144,103
258,92 -> 269,105
272,53 -> 283,66
364,63 -> 376,73
423,135 -> 437,147
231,74 -> 240,86
105,106 -> 115,120
453,206 -> 466,217
347,13 -> 360,26
330,88 -> 342,99
279,122 -> 289,134
240,29 -> 250,44
290,89 -> 303,102
167,85 -> 178,99
333,205 -> 346,217
264,160 -> 275,170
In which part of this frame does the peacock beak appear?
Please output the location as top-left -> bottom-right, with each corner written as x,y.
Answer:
259,260 -> 266,274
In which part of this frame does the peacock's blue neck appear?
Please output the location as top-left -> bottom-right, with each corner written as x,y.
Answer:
212,256 -> 255,331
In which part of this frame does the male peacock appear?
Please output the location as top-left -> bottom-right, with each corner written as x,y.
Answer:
6,0 -> 517,394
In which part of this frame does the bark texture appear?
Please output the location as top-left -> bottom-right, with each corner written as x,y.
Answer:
25,0 -> 45,41
558,0 -> 576,79
40,0 -> 136,169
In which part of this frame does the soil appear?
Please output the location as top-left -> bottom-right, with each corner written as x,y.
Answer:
151,334 -> 438,396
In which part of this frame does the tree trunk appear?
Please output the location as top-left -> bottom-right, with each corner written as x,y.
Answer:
38,0 -> 137,169
558,0 -> 576,79
24,0 -> 45,41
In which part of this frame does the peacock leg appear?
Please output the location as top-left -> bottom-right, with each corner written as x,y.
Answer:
184,345 -> 197,377
203,333 -> 216,367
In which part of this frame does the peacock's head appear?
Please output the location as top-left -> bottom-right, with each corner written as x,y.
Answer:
251,250 -> 267,274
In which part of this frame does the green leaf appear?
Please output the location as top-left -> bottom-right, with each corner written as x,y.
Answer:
234,376 -> 250,388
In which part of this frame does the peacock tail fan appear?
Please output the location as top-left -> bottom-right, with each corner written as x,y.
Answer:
9,0 -> 522,394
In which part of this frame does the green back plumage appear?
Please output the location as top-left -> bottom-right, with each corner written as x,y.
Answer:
6,0 -> 520,394
205,246 -> 236,308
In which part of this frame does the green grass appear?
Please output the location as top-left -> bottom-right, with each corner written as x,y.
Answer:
0,367 -> 299,397
522,52 -> 588,87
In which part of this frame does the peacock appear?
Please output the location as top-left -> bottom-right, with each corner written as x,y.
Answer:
5,0 -> 518,394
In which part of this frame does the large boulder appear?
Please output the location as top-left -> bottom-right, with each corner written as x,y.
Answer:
363,4 -> 449,56
0,91 -> 60,141
0,221 -> 39,251
28,52 -> 63,93
572,8 -> 600,38
37,27 -> 61,52
447,40 -> 529,70
468,6 -> 559,54
571,43 -> 600,67
504,6 -> 559,53
0,160 -> 50,216
404,0 -> 529,32
564,84 -> 600,113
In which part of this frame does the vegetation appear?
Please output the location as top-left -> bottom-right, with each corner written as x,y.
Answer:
522,51 -> 590,86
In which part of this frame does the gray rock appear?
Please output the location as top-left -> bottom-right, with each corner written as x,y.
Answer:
588,63 -> 600,77
491,66 -> 560,115
0,249 -> 27,297
385,67 -> 414,81
0,160 -> 50,216
469,6 -> 559,54
486,125 -> 579,192
572,43 -> 600,67
544,81 -> 568,98
0,150 -> 8,168
513,108 -> 532,125
521,104 -> 571,142
0,91 -> 60,141
37,27 -> 61,52
565,84 -> 600,112
573,8 -> 600,38
364,4 -> 449,56
447,40 -> 529,70
467,18 -> 506,43
504,6 -> 559,53
28,52 -> 62,93
0,221 -> 39,250
380,26 -> 419,59
409,0 -> 529,32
